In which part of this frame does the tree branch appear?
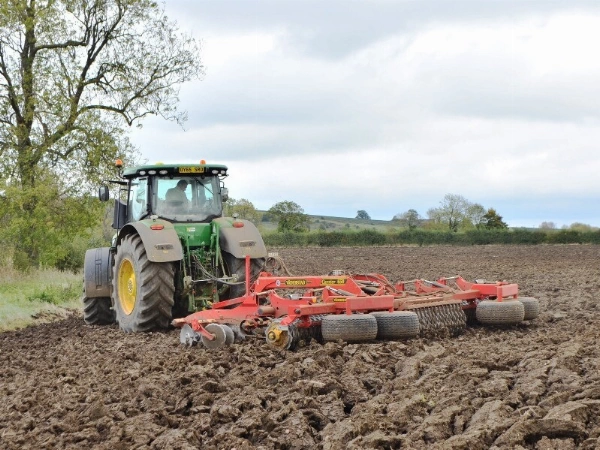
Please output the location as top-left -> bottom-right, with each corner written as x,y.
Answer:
0,43 -> 23,124
35,39 -> 87,52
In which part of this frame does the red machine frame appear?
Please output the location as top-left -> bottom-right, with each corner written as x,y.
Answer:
172,256 -> 520,342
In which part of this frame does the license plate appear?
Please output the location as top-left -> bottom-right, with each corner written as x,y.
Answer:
179,167 -> 205,173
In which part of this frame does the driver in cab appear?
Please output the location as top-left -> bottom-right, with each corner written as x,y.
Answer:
165,180 -> 189,210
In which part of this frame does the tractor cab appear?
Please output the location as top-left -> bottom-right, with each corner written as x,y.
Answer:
103,162 -> 229,227
129,174 -> 224,223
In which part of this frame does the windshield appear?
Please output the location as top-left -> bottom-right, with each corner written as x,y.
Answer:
152,175 -> 222,222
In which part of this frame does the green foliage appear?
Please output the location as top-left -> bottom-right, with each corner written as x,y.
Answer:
427,194 -> 494,232
268,200 -> 311,232
546,229 -> 582,244
482,208 -> 509,229
568,222 -> 598,232
223,198 -> 261,224
0,0 -> 201,267
263,227 -> 600,247
393,209 -> 422,230
356,210 -> 371,220
27,283 -> 80,305
0,171 -> 105,269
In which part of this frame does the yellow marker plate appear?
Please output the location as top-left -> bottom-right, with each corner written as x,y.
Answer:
179,167 -> 205,173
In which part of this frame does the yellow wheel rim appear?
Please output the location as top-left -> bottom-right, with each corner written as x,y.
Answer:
118,259 -> 137,315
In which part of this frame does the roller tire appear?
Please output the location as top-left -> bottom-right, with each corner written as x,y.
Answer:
371,311 -> 419,339
82,296 -> 115,325
112,234 -> 175,332
519,297 -> 540,320
476,300 -> 525,326
221,252 -> 265,299
321,314 -> 378,342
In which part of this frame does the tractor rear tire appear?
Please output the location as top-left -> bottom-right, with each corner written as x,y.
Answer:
371,311 -> 420,339
476,300 -> 525,326
82,296 -> 115,325
221,252 -> 265,299
519,297 -> 540,320
112,234 -> 175,332
321,313 -> 378,342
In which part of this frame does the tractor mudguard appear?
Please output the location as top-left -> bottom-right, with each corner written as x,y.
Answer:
118,220 -> 184,263
83,247 -> 112,299
214,217 -> 268,259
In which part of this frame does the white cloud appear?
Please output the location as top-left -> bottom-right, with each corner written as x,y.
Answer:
129,1 -> 600,226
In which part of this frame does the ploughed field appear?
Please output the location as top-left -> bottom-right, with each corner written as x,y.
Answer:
2,245 -> 600,449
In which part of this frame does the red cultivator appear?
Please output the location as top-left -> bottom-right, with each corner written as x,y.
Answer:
172,256 -> 540,350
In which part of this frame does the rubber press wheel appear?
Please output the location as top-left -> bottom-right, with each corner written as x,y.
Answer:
371,311 -> 420,340
476,300 -> 525,326
112,233 -> 175,332
321,314 -> 378,342
518,297 -> 540,320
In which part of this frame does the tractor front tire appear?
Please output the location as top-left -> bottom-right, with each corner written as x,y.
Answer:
476,300 -> 525,326
112,234 -> 175,332
221,252 -> 265,299
82,296 -> 115,325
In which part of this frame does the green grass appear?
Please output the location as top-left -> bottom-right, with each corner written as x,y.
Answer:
0,268 -> 82,332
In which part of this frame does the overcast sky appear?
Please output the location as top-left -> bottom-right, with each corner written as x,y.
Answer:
130,1 -> 600,228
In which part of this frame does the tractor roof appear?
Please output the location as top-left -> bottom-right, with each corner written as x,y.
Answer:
121,162 -> 228,179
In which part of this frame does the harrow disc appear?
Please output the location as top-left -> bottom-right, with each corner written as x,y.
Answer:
179,324 -> 200,347
321,313 -> 378,343
201,323 -> 228,349
476,300 -> 525,326
371,311 -> 420,340
518,297 -> 540,320
219,324 -> 236,345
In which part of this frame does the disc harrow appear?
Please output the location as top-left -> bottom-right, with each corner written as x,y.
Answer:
172,256 -> 540,350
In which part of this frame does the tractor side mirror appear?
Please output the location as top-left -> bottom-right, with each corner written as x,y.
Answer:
221,187 -> 229,202
98,185 -> 110,202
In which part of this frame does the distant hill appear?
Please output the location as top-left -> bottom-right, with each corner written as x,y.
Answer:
257,212 -> 396,232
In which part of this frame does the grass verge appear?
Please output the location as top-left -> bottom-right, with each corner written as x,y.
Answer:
0,268 -> 82,332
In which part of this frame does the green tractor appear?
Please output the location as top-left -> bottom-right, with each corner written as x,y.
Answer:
82,161 -> 267,332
